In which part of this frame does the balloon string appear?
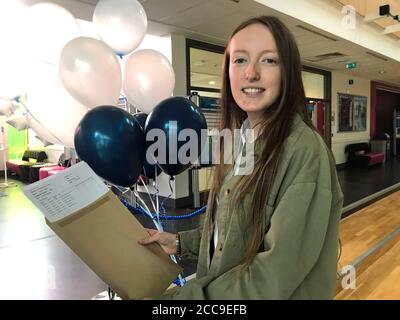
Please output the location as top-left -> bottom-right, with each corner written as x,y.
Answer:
114,179 -> 185,288
114,184 -> 131,196
154,171 -> 160,216
134,190 -> 163,231
159,177 -> 186,287
121,184 -> 186,288
134,189 -> 184,287
34,56 -> 57,68
139,176 -> 159,225
160,176 -> 173,213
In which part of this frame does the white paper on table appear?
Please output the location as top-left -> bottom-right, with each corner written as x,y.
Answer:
23,161 -> 109,223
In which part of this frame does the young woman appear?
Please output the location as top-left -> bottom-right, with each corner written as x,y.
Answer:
139,16 -> 343,299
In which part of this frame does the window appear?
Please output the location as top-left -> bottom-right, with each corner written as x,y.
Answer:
302,71 -> 324,99
186,39 -> 225,130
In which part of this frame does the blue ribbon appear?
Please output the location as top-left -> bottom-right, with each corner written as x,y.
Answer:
120,198 -> 206,220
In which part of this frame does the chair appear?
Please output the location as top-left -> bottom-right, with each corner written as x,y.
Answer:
345,143 -> 384,168
6,150 -> 48,181
29,153 -> 68,183
39,166 -> 66,180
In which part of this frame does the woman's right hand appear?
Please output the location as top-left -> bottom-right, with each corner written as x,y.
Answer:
138,229 -> 177,255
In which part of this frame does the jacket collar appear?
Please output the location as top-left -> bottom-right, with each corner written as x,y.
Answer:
248,113 -> 305,154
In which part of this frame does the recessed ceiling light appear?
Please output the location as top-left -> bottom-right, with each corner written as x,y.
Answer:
209,81 -> 216,85
379,70 -> 386,74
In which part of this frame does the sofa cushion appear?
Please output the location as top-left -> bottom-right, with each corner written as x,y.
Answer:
366,152 -> 384,166
39,166 -> 66,180
6,150 -> 48,177
345,143 -> 369,154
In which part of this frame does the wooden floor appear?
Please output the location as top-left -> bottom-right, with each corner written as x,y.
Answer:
335,190 -> 400,300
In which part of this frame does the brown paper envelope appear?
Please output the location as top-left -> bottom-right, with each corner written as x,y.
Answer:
46,190 -> 182,300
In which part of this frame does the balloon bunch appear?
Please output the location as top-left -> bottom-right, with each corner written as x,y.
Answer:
0,0 -> 209,287
0,0 -> 175,148
74,97 -> 207,288
74,97 -> 208,186
73,1 -> 206,286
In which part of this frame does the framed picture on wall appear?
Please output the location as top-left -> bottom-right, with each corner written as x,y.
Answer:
338,93 -> 367,132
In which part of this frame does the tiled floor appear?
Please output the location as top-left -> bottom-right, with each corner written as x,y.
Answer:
0,177 -> 198,300
0,179 -> 107,299
0,157 -> 400,299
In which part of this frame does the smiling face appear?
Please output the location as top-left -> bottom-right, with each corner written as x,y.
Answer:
228,23 -> 282,125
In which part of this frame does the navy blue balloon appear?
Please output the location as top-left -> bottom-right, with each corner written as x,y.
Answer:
145,97 -> 208,177
133,112 -> 162,180
74,106 -> 145,187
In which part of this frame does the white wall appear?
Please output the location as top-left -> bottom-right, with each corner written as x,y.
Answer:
331,71 -> 371,164
44,145 -> 64,163
171,33 -> 188,98
0,117 -> 9,170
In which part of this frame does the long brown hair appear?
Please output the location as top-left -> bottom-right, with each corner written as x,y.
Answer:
208,16 -> 316,269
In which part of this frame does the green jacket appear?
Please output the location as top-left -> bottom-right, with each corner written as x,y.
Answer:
160,115 -> 343,299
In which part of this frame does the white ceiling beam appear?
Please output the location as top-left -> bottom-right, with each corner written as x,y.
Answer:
383,24 -> 400,34
363,12 -> 385,23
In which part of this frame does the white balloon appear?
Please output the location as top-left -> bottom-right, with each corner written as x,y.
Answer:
59,37 -> 122,108
26,2 -> 81,65
35,135 -> 54,147
26,112 -> 63,146
26,58 -> 63,88
123,49 -> 175,114
6,109 -> 29,131
0,58 -> 27,100
26,85 -> 88,148
0,1 -> 29,99
0,100 -> 19,117
93,0 -> 147,56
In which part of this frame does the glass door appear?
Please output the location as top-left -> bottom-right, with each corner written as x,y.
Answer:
302,67 -> 332,148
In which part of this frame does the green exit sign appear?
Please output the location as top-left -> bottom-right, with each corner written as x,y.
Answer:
346,62 -> 357,69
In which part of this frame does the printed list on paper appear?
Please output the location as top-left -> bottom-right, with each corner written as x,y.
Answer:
23,162 -> 109,223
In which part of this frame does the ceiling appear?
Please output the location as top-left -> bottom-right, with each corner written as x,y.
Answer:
71,0 -> 400,86
336,0 -> 400,38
